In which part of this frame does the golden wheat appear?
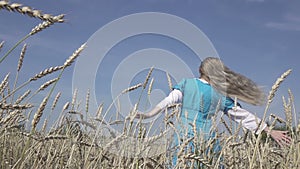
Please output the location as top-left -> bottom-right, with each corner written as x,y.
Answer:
0,41 -> 4,52
0,3 -> 298,168
147,78 -> 154,95
143,66 -> 154,89
0,103 -> 32,110
0,1 -> 64,23
85,89 -> 90,113
63,43 -> 86,67
51,92 -> 61,111
17,43 -> 27,72
30,66 -> 64,81
267,69 -> 292,104
38,78 -> 59,92
0,73 -> 9,94
29,20 -> 54,35
32,96 -> 49,130
14,89 -> 31,104
166,72 -> 173,91
121,83 -> 142,94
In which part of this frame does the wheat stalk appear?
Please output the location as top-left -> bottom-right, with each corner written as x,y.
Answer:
17,43 -> 27,72
270,113 -> 285,123
183,153 -> 211,167
38,78 -> 59,92
177,137 -> 194,160
121,83 -> 142,94
0,73 -> 9,95
0,41 -> 4,52
62,102 -> 70,111
144,131 -> 167,144
11,44 -> 27,101
71,89 -> 78,110
41,119 -> 48,133
0,103 -> 33,110
31,96 -> 49,130
44,135 -> 68,141
166,72 -> 173,91
51,92 -> 61,111
147,78 -> 154,95
96,103 -> 104,119
282,96 -> 292,129
250,69 -> 292,169
267,69 -> 292,104
0,110 -> 20,125
288,89 -> 297,130
63,43 -> 86,67
0,1 -> 64,23
143,66 -> 154,89
29,20 -> 54,36
103,133 -> 125,151
14,90 -> 31,104
30,66 -> 63,81
85,89 -> 90,113
221,116 -> 233,135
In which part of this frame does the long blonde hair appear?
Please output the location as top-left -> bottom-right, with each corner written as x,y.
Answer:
199,57 -> 265,106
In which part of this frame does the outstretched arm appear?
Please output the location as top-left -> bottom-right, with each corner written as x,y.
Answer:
135,89 -> 182,119
135,106 -> 162,119
226,106 -> 267,134
227,106 -> 291,146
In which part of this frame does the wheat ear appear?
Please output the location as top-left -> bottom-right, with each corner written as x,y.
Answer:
29,21 -> 54,36
0,41 -> 4,52
122,83 -> 142,94
71,89 -> 78,110
14,90 -> 31,104
0,103 -> 33,110
63,43 -> 86,67
85,89 -> 90,113
32,96 -> 49,130
267,69 -> 292,104
16,43 -> 27,72
96,103 -> 104,119
38,78 -> 59,92
287,89 -> 298,131
166,72 -> 173,91
51,92 -> 61,111
143,66 -> 154,89
41,119 -> 48,133
0,1 -> 64,23
62,102 -> 70,111
147,78 -> 154,95
30,66 -> 64,81
0,73 -> 9,94
10,43 -> 27,101
282,96 -> 292,129
250,69 -> 292,169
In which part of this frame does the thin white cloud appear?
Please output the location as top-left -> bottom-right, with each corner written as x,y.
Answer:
265,14 -> 300,31
265,22 -> 300,31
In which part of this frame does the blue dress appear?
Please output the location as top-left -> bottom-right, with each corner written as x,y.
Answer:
172,78 -> 236,166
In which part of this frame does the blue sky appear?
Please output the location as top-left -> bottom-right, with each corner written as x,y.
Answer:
1,0 -> 300,127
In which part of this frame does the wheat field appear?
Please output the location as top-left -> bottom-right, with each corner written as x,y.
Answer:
0,1 -> 299,168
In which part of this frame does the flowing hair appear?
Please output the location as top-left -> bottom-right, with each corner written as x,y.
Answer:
199,57 -> 266,106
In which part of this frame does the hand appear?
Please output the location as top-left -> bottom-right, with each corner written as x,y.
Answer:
265,127 -> 292,147
135,112 -> 145,119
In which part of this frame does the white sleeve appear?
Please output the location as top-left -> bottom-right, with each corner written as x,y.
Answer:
156,89 -> 183,109
227,106 -> 267,134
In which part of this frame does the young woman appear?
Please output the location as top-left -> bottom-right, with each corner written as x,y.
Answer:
136,57 -> 291,166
